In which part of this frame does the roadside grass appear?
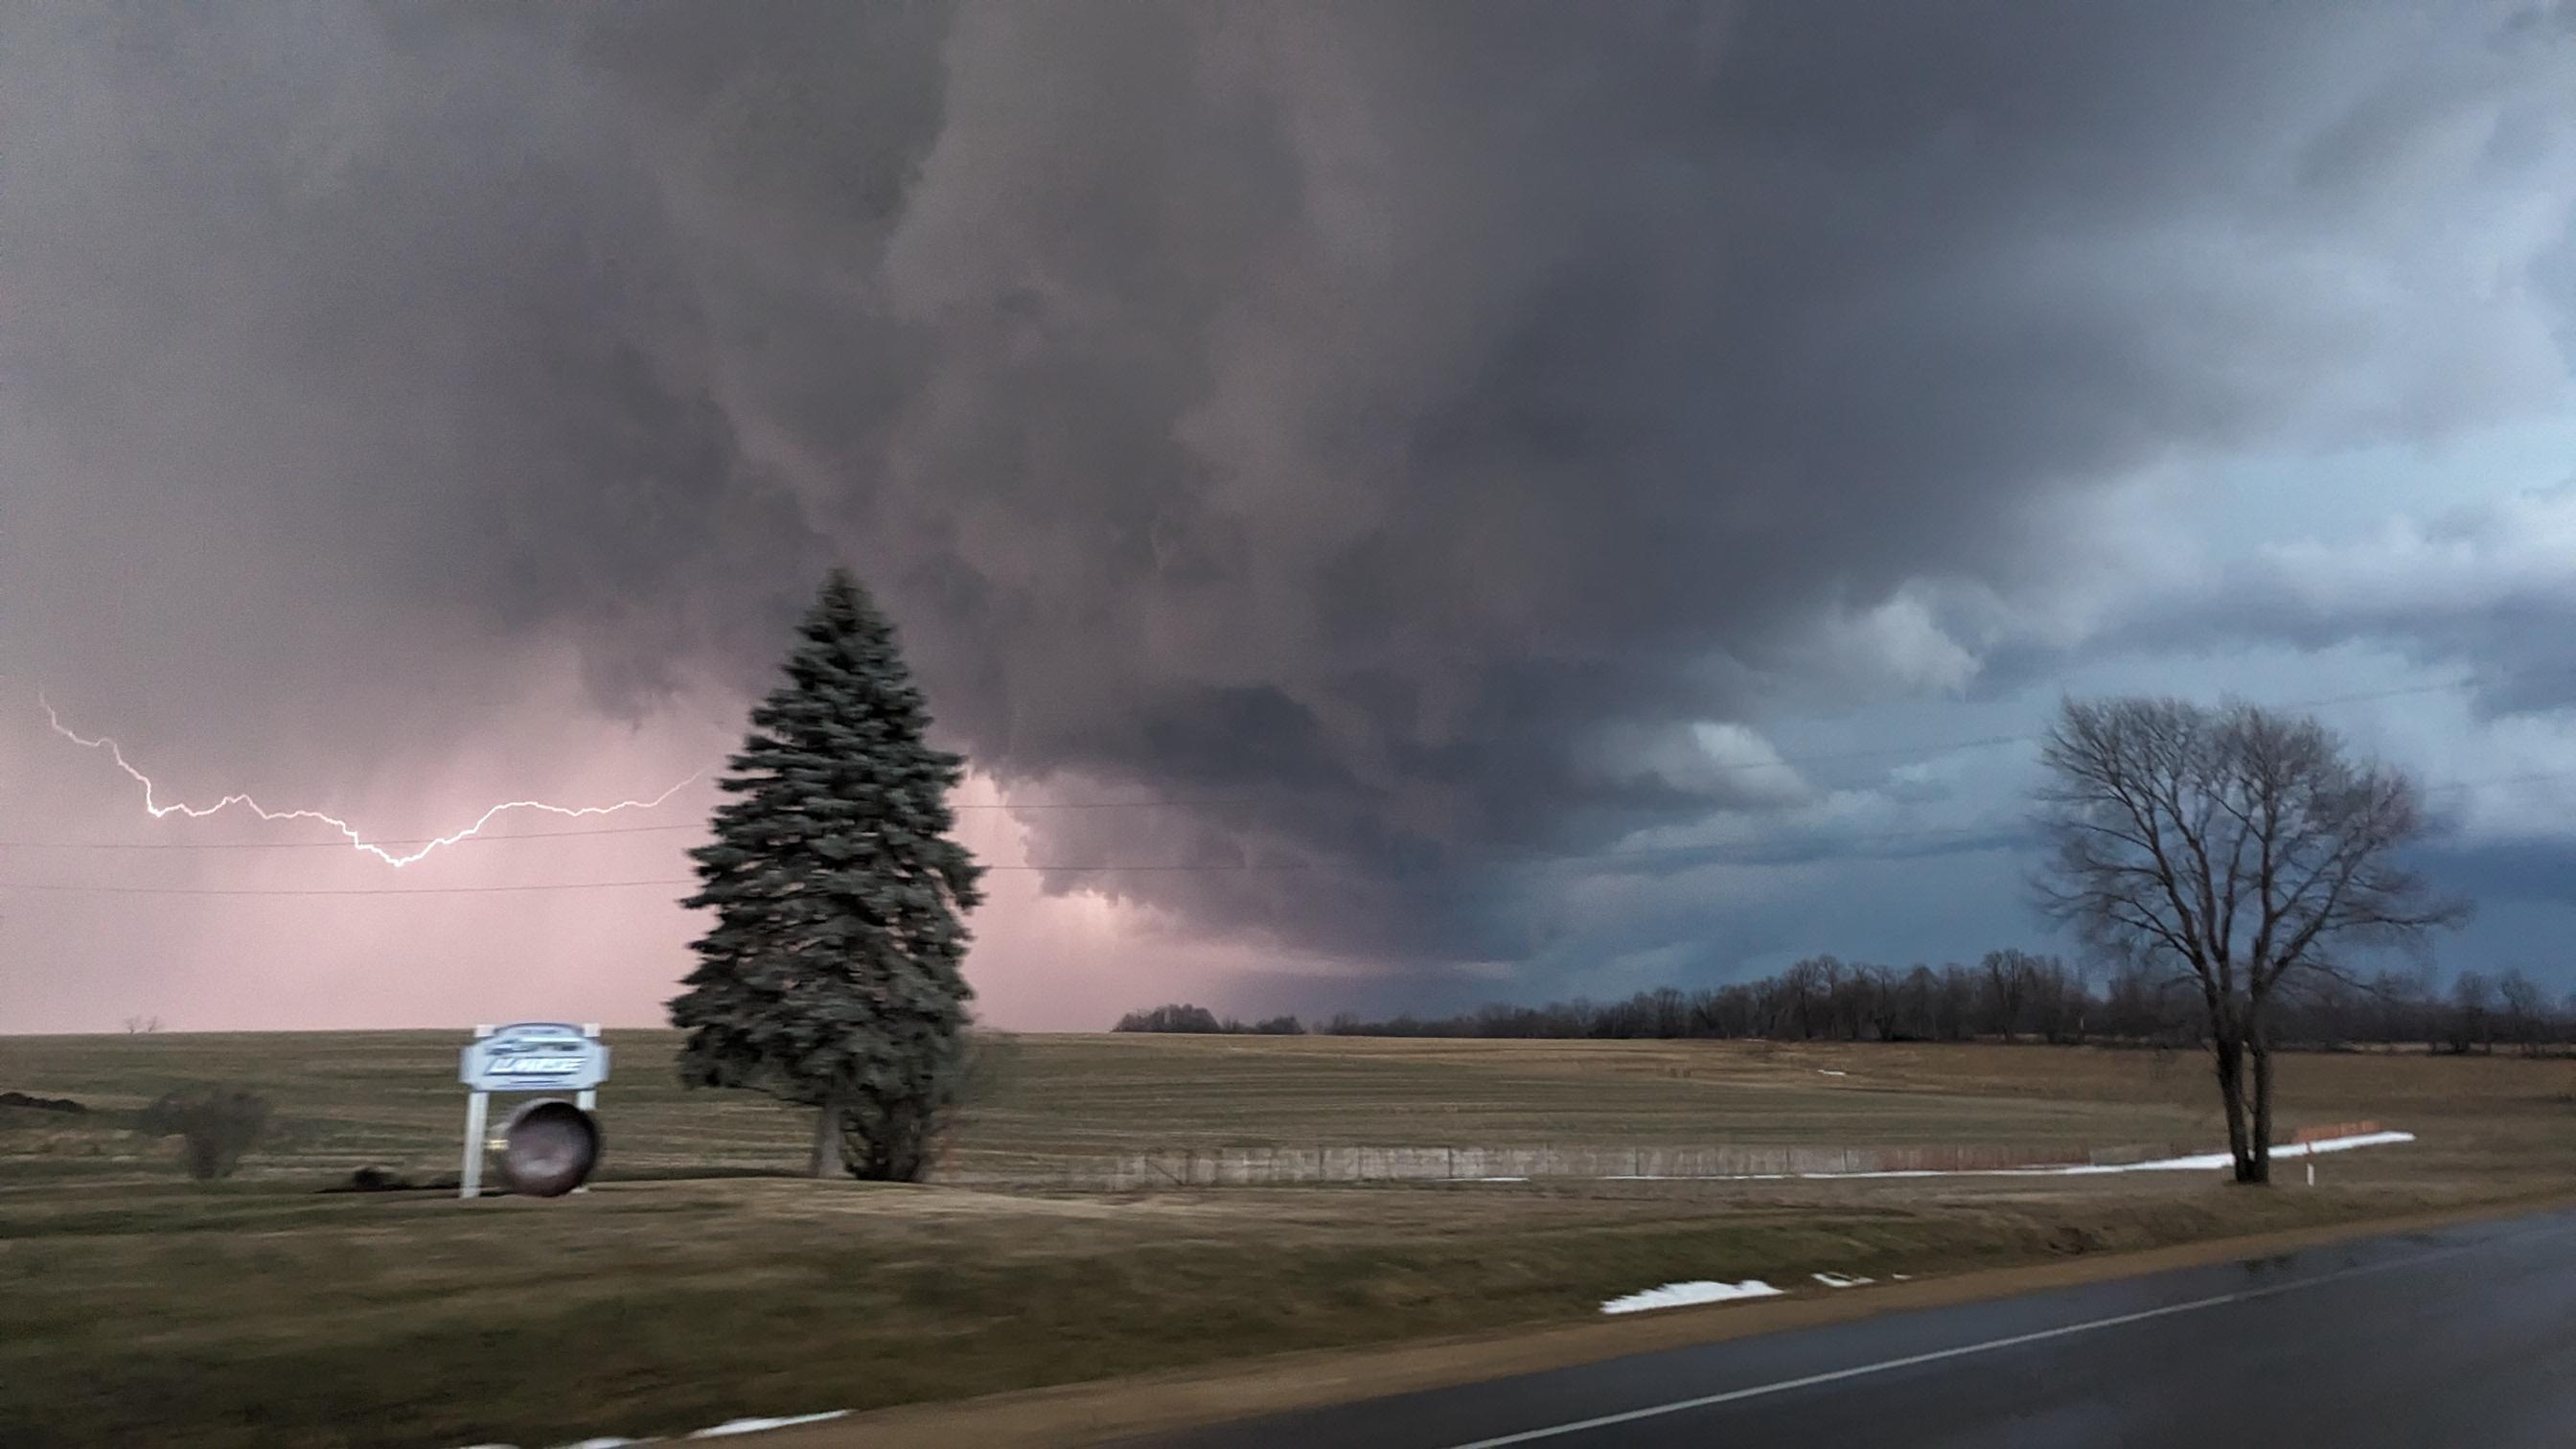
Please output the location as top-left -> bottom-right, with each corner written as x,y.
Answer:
0,1030 -> 2278,1187
0,1173 -> 2536,1449
3,1031 -> 2571,1447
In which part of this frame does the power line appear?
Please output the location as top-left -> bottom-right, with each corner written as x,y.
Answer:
0,789 -> 1258,851
0,821 -> 703,852
4,762 -> 2566,897
0,797 -> 1215,852
8,668 -> 2557,856
0,877 -> 697,897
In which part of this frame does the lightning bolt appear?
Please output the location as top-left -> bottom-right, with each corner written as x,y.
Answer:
38,695 -> 701,868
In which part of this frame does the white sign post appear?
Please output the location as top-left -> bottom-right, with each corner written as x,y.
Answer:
458,1022 -> 611,1200
572,1024 -> 600,1194
460,1024 -> 493,1199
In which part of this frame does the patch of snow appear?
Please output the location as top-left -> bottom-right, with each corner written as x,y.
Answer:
1892,1274 -> 1914,1281
689,1413 -> 849,1438
1816,1070 -> 1849,1077
472,1409 -> 850,1449
1523,1131 -> 2420,1185
1600,1279 -> 1783,1315
2276,1130 -> 2415,1159
1468,1175 -> 1531,1183
1811,1272 -> 1874,1288
1890,1129 -> 2415,1180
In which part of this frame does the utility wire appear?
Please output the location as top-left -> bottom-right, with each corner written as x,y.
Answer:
4,668 -> 2556,854
3,763 -> 2567,897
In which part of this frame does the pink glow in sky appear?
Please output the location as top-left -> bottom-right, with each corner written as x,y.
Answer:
11,3 -> 2576,1032
0,676 -> 1351,1035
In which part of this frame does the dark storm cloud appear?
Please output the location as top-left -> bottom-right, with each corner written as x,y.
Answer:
2419,840 -> 2576,909
6,2 -> 2572,963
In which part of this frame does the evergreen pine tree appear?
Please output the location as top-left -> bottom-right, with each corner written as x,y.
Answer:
669,568 -> 985,1180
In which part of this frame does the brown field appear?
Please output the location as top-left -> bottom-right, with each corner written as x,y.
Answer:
0,1029 -> 2235,1186
3,1031 -> 2572,1448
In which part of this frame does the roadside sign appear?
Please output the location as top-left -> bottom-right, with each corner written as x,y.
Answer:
461,1022 -> 610,1092
457,1023 -> 610,1199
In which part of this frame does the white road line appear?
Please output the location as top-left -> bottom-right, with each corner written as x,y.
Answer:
1439,1225 -> 2569,1449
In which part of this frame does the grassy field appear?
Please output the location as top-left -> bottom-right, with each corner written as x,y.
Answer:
0,1028 -> 2380,1185
4,1032 -> 2572,1447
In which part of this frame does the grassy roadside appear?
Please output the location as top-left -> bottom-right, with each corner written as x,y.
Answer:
0,1173 -> 2547,1449
783,1187 -> 2576,1449
4,1032 -> 2570,1447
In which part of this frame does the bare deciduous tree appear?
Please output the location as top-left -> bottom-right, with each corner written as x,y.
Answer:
1979,949 -> 2035,1038
2450,970 -> 2496,1055
2496,970 -> 2548,1058
2031,697 -> 2467,1184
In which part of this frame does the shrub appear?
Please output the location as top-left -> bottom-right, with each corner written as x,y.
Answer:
137,1086 -> 273,1181
836,1033 -> 1016,1183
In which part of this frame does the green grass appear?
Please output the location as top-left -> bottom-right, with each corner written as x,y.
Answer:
3,1032 -> 2572,1447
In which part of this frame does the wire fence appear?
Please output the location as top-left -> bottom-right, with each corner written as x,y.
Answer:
934,1137 -> 2285,1190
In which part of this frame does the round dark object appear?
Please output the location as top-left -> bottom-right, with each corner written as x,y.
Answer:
498,1099 -> 602,1197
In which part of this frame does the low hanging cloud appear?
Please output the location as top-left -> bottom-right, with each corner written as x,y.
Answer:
6,1 -> 2573,973
2184,484 -> 2576,716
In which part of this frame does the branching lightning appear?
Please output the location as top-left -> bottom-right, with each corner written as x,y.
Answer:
38,695 -> 701,868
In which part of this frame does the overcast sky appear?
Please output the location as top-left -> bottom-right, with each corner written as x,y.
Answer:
6,1 -> 2575,1033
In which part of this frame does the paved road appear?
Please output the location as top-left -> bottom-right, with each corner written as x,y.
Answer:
1128,1208 -> 2576,1449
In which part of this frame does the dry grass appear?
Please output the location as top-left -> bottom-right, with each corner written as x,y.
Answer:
0,1029 -> 2307,1185
3,1031 -> 2572,1447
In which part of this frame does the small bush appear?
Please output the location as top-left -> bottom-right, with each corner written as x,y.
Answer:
137,1086 -> 273,1181
836,1034 -> 1015,1184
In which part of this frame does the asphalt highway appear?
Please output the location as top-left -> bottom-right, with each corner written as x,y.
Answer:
1129,1206 -> 2576,1448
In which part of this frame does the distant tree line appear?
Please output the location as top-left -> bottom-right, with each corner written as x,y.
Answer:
1115,950 -> 2576,1055
1113,1002 -> 1309,1036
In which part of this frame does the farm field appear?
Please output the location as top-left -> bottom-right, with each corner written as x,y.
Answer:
17,1027 -> 2549,1185
0,1029 -> 2237,1186
4,1032 -> 2573,1447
